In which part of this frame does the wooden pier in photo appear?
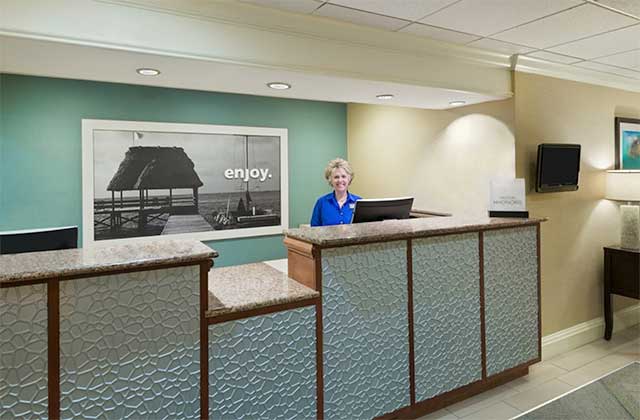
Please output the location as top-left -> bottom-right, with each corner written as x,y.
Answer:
162,215 -> 212,235
94,195 -> 198,232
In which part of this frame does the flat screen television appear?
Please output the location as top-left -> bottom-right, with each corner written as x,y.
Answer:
536,144 -> 581,193
0,226 -> 78,255
351,197 -> 414,223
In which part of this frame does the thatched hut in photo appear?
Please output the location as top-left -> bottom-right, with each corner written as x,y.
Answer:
106,146 -> 204,229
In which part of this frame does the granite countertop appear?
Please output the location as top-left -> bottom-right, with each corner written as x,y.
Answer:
207,262 -> 319,318
285,216 -> 546,247
0,240 -> 217,285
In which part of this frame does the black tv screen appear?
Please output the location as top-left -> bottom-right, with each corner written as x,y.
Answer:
536,144 -> 581,192
0,226 -> 78,255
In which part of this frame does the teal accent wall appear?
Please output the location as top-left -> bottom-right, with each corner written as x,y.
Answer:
0,74 -> 347,266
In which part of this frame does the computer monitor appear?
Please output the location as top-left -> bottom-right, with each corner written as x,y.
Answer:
0,226 -> 78,255
351,197 -> 414,224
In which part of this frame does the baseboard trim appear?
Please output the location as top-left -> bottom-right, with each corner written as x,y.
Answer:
542,304 -> 640,360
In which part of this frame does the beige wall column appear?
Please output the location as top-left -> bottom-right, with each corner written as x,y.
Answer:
348,100 -> 515,218
514,72 -> 640,335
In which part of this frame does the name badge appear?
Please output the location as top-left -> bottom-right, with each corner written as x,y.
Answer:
349,203 -> 355,209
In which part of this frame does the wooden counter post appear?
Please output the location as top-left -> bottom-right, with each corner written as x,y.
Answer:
284,237 -> 320,291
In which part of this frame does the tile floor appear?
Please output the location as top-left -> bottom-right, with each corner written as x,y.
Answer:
418,325 -> 640,420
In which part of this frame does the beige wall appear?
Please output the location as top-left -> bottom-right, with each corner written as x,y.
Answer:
350,73 -> 640,337
348,100 -> 515,218
515,72 -> 640,335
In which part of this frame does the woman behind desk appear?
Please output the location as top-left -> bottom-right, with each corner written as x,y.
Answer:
311,158 -> 362,227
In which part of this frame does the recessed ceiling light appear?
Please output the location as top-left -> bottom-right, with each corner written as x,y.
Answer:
376,94 -> 394,100
449,101 -> 466,107
136,68 -> 160,76
267,82 -> 291,90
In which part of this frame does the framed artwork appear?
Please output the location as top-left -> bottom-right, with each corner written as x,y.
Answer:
615,117 -> 640,169
82,119 -> 288,247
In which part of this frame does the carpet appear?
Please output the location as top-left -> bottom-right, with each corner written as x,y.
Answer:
516,362 -> 639,420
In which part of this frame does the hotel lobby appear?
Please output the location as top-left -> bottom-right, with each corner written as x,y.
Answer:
1,1 -> 639,419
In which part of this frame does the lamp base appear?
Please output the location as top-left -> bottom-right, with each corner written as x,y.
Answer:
620,205 -> 640,250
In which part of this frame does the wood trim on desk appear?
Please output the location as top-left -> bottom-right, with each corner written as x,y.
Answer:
536,224 -> 542,360
206,297 -> 320,325
315,301 -> 324,420
200,261 -> 210,420
315,248 -> 324,420
286,237 -> 319,290
479,232 -> 487,380
380,363 -> 531,419
407,239 -> 416,406
47,279 -> 60,420
287,251 -> 318,290
284,237 -> 316,258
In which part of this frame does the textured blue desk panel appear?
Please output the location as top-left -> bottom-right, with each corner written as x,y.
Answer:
484,226 -> 539,376
322,241 -> 410,419
413,233 -> 482,401
59,266 -> 200,419
209,306 -> 317,419
1,283 -> 49,419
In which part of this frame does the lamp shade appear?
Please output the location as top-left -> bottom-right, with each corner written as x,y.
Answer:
606,170 -> 640,202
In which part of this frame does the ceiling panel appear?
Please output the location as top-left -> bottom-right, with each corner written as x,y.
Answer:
327,0 -> 460,21
548,23 -> 640,58
492,3 -> 637,48
419,0 -> 583,37
313,3 -> 409,30
575,60 -> 640,78
399,23 -> 480,45
593,0 -> 640,18
467,38 -> 535,55
595,48 -> 640,69
526,51 -> 583,64
238,0 -> 322,14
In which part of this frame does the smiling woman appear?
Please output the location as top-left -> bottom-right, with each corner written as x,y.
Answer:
310,158 -> 362,227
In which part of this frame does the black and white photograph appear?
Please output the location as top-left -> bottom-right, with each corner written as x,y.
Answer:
82,120 -> 288,245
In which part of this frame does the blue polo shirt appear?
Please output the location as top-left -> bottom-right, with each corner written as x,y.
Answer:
310,192 -> 362,227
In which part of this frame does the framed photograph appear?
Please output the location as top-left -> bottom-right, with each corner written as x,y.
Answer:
82,120 -> 288,247
615,117 -> 640,169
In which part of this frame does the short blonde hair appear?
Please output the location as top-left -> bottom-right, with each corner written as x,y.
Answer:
324,158 -> 354,186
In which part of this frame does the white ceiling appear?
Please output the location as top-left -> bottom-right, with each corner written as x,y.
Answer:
239,0 -> 640,80
0,36 -> 503,110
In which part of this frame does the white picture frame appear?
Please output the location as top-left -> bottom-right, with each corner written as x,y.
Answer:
82,119 -> 288,247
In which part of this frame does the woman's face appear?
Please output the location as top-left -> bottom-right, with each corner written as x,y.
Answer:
330,168 -> 351,194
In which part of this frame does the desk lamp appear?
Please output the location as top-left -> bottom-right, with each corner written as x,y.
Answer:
606,170 -> 640,249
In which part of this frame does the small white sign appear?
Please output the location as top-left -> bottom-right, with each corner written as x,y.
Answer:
489,178 -> 526,211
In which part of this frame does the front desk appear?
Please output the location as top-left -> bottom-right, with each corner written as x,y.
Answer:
284,216 -> 543,419
0,240 -> 215,419
1,216 -> 543,419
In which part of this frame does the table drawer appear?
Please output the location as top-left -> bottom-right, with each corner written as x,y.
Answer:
608,251 -> 640,298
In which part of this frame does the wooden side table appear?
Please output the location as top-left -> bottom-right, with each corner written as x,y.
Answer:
604,246 -> 640,340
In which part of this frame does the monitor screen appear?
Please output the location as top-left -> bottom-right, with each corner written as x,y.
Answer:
0,226 -> 78,255
536,144 -> 581,192
351,197 -> 414,224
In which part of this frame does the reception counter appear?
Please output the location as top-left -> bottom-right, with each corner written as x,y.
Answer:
2,216 -> 543,419
284,216 -> 543,419
0,240 -> 216,419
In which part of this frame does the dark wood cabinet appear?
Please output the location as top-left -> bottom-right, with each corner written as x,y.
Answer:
604,246 -> 640,340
